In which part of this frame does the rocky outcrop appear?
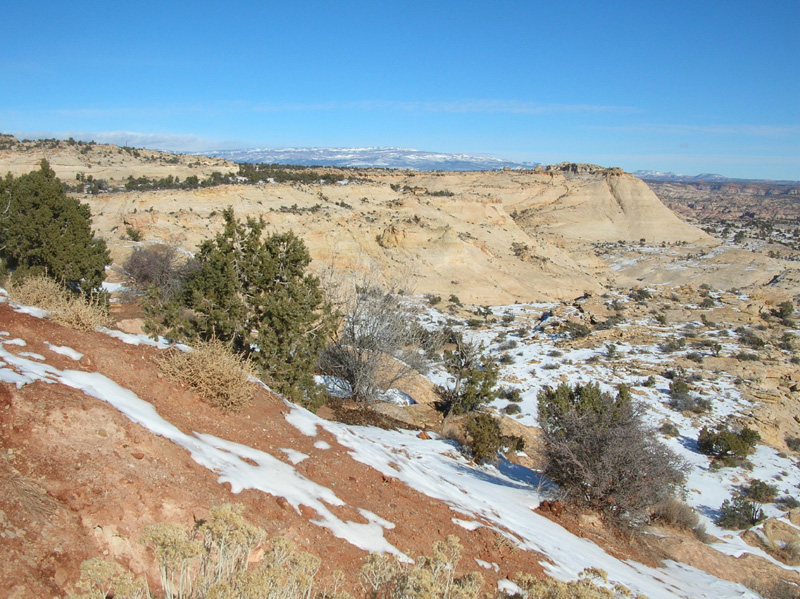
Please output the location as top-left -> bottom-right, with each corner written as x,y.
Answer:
511,170 -> 710,245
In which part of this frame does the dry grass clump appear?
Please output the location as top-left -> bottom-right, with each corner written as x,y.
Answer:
652,498 -> 699,530
762,524 -> 800,566
7,274 -> 67,309
0,458 -> 58,522
746,578 -> 800,599
8,275 -> 109,331
692,523 -> 715,544
158,338 -> 256,413
52,293 -> 110,331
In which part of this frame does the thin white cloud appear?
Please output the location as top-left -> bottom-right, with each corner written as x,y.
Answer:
253,99 -> 638,115
11,130 -> 242,152
593,123 -> 800,137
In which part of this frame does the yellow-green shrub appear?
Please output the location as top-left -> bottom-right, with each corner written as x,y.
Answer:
158,338 -> 255,413
8,275 -> 110,331
511,568 -> 647,599
67,557 -> 148,599
360,535 -> 483,599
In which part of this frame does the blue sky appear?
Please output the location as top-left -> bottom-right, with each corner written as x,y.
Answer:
2,1 -> 798,180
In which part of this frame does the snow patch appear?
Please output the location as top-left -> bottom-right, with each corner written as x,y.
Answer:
285,406 -> 320,437
281,448 -> 309,465
497,579 -> 523,595
452,518 -> 482,531
99,328 -> 175,349
45,342 -> 83,361
12,305 -> 49,318
475,559 -> 499,572
102,282 -> 127,293
378,388 -> 416,405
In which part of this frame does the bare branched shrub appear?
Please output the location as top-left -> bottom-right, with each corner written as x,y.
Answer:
538,383 -> 687,524
123,244 -> 183,292
158,338 -> 255,413
319,276 -> 430,402
8,275 -> 109,331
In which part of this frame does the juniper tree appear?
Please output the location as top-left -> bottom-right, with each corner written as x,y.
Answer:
697,424 -> 760,464
717,479 -> 778,529
437,333 -> 499,415
151,207 -> 335,408
0,159 -> 110,293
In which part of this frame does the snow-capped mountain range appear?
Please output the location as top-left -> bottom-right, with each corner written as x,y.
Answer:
633,170 -> 734,183
199,147 -> 538,171
198,146 -> 796,183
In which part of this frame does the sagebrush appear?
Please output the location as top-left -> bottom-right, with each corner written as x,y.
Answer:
70,503 -> 320,599
510,567 -> 647,599
68,507 -> 489,599
360,535 -> 483,599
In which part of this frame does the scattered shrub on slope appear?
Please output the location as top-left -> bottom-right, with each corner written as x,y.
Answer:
697,424 -> 760,466
435,333 -> 499,416
716,478 -> 778,530
537,382 -> 687,523
158,337 -> 256,413
147,207 -> 336,409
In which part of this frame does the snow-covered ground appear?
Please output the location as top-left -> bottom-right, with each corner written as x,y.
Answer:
2,291 -> 797,597
420,299 -> 800,569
